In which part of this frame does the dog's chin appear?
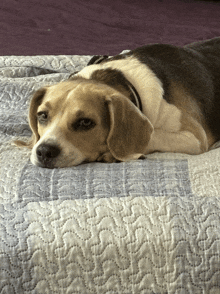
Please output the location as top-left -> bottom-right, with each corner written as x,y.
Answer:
30,155 -> 86,169
31,159 -> 85,169
30,149 -> 118,168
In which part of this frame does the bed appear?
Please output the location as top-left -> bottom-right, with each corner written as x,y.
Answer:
1,0 -> 220,293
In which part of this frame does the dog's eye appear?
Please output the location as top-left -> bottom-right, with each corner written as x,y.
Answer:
37,111 -> 48,122
73,118 -> 96,131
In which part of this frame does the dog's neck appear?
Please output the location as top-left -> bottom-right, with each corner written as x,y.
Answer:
89,68 -> 143,112
126,81 -> 142,112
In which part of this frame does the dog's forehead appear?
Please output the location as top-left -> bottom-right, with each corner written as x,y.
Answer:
44,81 -> 77,101
46,80 -> 112,104
40,80 -> 112,116
65,83 -> 109,117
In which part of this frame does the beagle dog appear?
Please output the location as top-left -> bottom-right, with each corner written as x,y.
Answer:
14,38 -> 220,168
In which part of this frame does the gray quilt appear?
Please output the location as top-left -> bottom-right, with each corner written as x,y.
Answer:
1,55 -> 220,294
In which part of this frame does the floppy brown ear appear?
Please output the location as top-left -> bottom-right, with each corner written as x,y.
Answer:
13,87 -> 47,149
105,94 -> 154,161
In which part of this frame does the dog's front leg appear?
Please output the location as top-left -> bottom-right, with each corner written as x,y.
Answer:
145,129 -> 207,155
96,152 -> 119,163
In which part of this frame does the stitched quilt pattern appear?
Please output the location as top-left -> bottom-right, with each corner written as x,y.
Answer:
1,55 -> 220,294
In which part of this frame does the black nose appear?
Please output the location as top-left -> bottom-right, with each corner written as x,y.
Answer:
36,143 -> 61,166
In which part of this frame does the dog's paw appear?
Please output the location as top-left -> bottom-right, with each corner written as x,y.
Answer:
96,152 -> 119,163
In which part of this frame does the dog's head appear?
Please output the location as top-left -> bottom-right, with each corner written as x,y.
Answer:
15,79 -> 153,168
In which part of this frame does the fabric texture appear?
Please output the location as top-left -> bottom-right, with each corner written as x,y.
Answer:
1,54 -> 220,294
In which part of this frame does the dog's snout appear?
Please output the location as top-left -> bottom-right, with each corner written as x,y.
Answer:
36,144 -> 61,166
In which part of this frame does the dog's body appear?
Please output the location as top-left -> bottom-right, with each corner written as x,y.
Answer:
14,38 -> 220,168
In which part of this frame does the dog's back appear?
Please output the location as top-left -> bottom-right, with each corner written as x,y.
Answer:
186,38 -> 220,139
125,38 -> 220,141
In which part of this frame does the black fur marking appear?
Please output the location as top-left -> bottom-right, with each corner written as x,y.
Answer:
123,38 -> 220,140
87,55 -> 109,65
68,71 -> 79,79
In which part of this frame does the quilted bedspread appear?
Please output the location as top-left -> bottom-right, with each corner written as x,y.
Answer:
1,54 -> 220,294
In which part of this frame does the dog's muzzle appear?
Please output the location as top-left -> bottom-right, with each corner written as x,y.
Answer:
36,143 -> 61,168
